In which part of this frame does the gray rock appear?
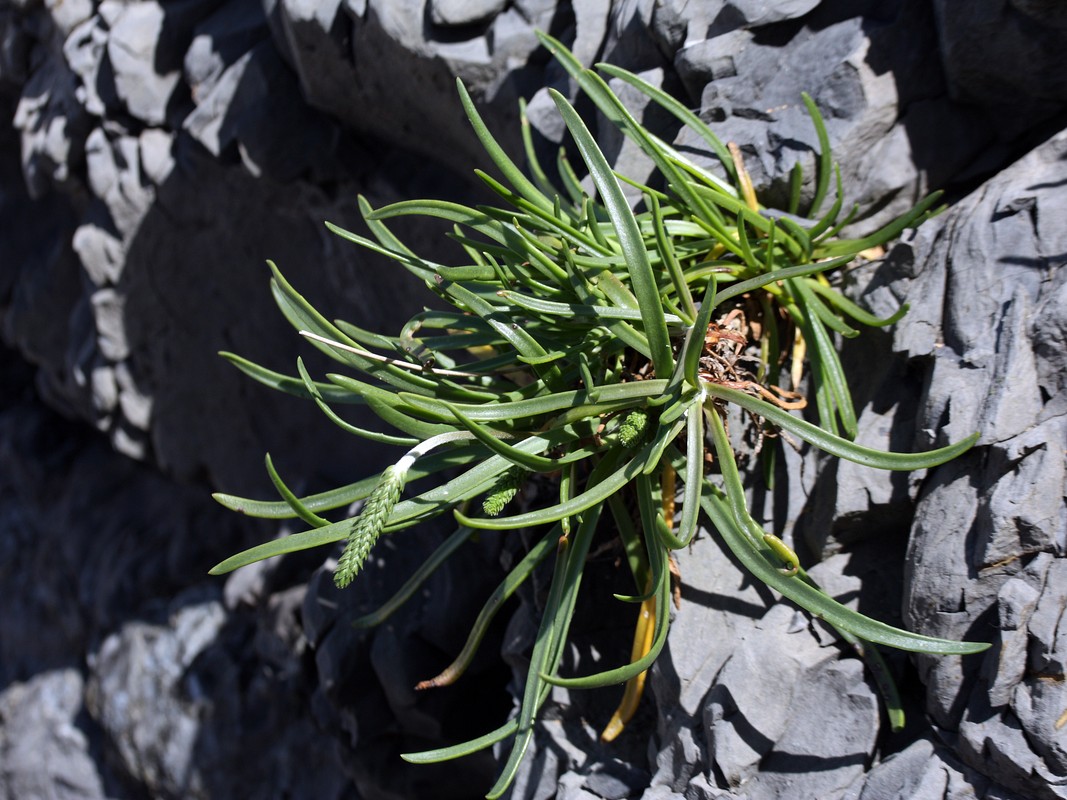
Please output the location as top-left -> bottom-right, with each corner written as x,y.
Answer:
0,670 -> 106,800
430,0 -> 506,27
138,126 -> 175,185
87,593 -> 226,797
267,0 -> 548,178
800,326 -> 924,556
513,0 -> 557,29
674,3 -> 998,235
184,0 -> 270,103
647,719 -> 705,794
2,0 -> 1067,798
48,0 -> 94,38
62,15 -> 107,114
987,576 -> 1041,707
703,604 -> 845,787
84,126 -> 154,237
726,0 -> 822,28
184,38 -> 336,181
268,0 -> 347,113
1032,277 -> 1067,420
737,659 -> 878,800
104,0 -> 181,125
650,525 -> 774,720
649,0 -> 725,52
979,555 -> 1067,791
849,737 -> 992,799
632,548 -> 883,800
0,351 -> 329,798
84,577 -> 353,800
585,760 -> 653,799
683,16 -> 905,218
72,219 -> 123,288
570,0 -> 612,67
975,418 -> 1066,567
524,83 -> 571,148
893,129 -> 1067,799
89,286 -> 128,361
13,44 -> 88,197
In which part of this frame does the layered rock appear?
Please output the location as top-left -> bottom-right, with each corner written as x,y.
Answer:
1,1 -> 1065,798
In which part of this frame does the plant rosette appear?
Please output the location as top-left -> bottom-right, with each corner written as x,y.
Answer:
210,32 -> 988,798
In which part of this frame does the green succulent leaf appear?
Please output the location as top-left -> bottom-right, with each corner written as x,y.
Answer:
700,488 -> 989,655
594,59 -> 736,186
549,89 -> 673,379
219,351 -> 361,404
208,517 -> 352,574
705,383 -> 979,470
264,452 -> 330,528
801,92 -> 833,217
352,524 -> 475,628
456,79 -> 555,215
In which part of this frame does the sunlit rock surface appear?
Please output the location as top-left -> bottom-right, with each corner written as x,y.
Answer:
1,1 -> 1064,797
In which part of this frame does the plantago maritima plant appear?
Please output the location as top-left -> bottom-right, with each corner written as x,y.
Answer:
210,32 -> 988,798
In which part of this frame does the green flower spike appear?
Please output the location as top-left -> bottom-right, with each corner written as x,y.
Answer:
617,410 -> 648,447
334,431 -> 475,588
482,466 -> 527,517
334,464 -> 405,588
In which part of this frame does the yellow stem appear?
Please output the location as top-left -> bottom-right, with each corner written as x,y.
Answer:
600,587 -> 656,742
600,462 -> 676,742
728,142 -> 760,212
790,327 -> 806,390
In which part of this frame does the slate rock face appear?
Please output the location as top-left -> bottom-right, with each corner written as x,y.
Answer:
0,669 -> 106,800
884,130 -> 1067,800
1,0 -> 1066,798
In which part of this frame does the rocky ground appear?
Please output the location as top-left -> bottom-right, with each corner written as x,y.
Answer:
1,1 -> 1065,798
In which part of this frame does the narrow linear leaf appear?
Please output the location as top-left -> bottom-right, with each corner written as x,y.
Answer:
412,529 -> 555,687
209,518 -> 352,575
683,278 -> 718,389
220,352 -> 362,404
674,407 -> 705,549
801,92 -> 832,217
456,79 -> 555,214
264,453 -> 331,528
444,402 -> 594,473
549,89 -> 674,379
700,488 -> 990,655
487,511 -> 600,798
704,383 -> 979,470
806,280 -> 909,327
497,290 -> 685,325
352,525 -> 475,629
399,379 -> 669,424
211,445 -> 483,519
543,535 -> 671,688
403,719 -> 518,764
595,60 -> 737,184
455,450 -> 632,530
297,359 -> 417,447
788,277 -> 858,437
818,192 -> 943,258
